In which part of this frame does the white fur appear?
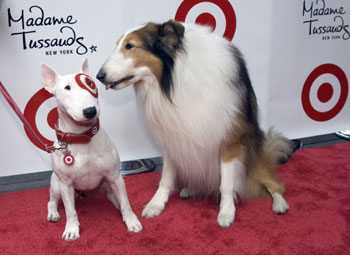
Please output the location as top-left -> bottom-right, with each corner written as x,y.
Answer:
271,192 -> 290,214
217,159 -> 246,227
41,60 -> 142,241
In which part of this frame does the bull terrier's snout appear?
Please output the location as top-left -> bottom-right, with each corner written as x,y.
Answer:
83,107 -> 97,120
96,70 -> 106,83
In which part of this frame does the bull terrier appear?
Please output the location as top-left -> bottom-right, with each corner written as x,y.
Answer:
41,59 -> 142,241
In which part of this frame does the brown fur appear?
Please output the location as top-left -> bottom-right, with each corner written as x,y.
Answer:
247,150 -> 286,199
218,44 -> 290,201
220,115 -> 289,200
220,138 -> 243,163
118,24 -> 163,84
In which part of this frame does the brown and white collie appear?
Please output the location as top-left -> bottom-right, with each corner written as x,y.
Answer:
96,20 -> 292,228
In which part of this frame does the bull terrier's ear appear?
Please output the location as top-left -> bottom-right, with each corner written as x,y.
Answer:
80,58 -> 91,77
40,62 -> 58,94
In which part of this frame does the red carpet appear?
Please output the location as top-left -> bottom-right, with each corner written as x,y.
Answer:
1,143 -> 350,254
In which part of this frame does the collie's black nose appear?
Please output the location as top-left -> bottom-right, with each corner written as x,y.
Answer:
83,107 -> 97,119
96,70 -> 106,83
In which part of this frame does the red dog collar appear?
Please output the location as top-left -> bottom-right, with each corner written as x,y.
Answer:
56,119 -> 100,144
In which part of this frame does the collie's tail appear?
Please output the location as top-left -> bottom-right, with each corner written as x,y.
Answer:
263,129 -> 293,164
246,129 -> 293,199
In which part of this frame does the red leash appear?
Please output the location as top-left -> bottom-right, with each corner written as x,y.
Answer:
0,81 -> 55,153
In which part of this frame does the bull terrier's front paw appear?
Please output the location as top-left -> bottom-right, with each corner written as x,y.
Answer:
142,201 -> 165,218
47,201 -> 60,222
124,213 -> 143,233
62,224 -> 80,241
47,211 -> 60,222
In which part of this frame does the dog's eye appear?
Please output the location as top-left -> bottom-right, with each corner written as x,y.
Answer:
125,43 -> 134,50
64,85 -> 71,90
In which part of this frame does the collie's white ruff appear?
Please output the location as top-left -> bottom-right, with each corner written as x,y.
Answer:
135,25 -> 243,202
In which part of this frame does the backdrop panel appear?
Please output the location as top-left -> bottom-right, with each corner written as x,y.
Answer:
0,0 -> 348,177
268,0 -> 350,138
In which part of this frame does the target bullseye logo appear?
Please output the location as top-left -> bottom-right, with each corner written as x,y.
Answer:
23,88 -> 57,151
317,82 -> 333,103
302,64 -> 348,122
64,154 -> 74,166
75,73 -> 98,98
175,0 -> 236,41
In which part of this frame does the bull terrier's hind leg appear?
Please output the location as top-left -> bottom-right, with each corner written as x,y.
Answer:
102,181 -> 120,210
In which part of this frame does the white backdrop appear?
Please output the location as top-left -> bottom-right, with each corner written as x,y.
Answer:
0,0 -> 349,177
268,0 -> 350,138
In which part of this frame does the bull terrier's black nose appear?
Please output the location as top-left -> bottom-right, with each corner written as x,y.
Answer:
83,107 -> 97,119
96,70 -> 106,83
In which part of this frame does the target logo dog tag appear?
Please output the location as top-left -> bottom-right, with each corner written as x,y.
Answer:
64,154 -> 75,166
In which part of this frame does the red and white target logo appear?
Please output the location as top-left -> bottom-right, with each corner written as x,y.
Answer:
23,88 -> 57,151
75,73 -> 98,98
64,154 -> 74,166
92,126 -> 98,135
302,64 -> 348,122
175,0 -> 236,41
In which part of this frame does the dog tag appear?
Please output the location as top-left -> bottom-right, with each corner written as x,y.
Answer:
63,154 -> 74,166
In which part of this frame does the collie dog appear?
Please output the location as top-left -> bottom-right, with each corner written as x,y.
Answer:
96,20 -> 292,228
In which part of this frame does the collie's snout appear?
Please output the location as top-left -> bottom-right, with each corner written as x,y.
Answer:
96,70 -> 106,83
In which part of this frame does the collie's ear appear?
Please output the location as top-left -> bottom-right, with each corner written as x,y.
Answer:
157,20 -> 184,56
40,62 -> 58,94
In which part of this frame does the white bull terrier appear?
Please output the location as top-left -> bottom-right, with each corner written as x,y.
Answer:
41,59 -> 142,241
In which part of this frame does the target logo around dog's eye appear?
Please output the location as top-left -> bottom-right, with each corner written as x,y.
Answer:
175,0 -> 236,41
75,73 -> 98,98
301,63 -> 348,122
23,88 -> 57,151
86,79 -> 95,89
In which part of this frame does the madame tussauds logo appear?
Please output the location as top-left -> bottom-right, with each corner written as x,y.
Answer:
302,0 -> 350,40
7,5 -> 97,55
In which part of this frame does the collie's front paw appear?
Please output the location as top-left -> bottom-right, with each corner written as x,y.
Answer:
179,188 -> 195,199
217,211 -> 235,228
62,225 -> 80,241
142,201 -> 165,218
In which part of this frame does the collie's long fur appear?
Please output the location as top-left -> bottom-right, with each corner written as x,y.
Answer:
97,20 -> 293,227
